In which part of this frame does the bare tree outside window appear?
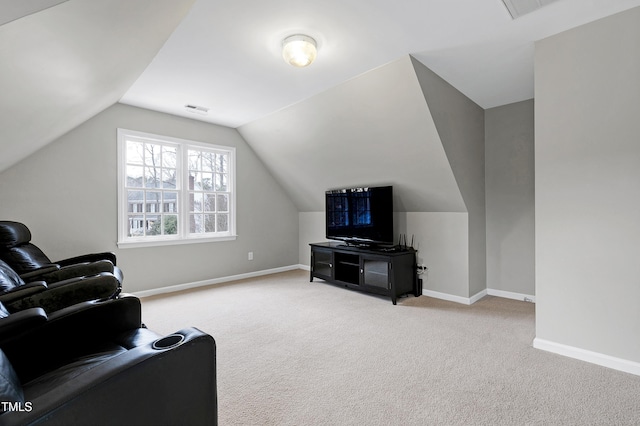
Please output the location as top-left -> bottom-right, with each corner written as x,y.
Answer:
125,141 -> 178,237
118,128 -> 235,247
188,148 -> 230,234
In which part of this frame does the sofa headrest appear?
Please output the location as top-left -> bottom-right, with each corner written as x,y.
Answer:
0,221 -> 32,249
0,222 -> 51,274
0,259 -> 24,293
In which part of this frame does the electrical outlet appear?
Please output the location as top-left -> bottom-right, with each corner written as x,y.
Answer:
248,251 -> 253,261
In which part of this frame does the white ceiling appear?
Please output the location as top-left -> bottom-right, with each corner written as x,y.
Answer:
120,0 -> 640,128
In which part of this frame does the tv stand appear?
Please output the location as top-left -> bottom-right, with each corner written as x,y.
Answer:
309,242 -> 418,305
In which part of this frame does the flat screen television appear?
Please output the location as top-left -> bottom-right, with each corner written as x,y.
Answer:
326,185 -> 393,246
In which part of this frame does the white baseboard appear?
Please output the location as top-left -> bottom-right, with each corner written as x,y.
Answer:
423,288 -> 535,305
470,289 -> 488,304
533,338 -> 640,377
135,263 -> 535,308
133,265 -> 302,298
487,288 -> 535,303
422,289 -> 481,305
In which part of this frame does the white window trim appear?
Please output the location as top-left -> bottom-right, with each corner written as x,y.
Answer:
117,128 -> 237,248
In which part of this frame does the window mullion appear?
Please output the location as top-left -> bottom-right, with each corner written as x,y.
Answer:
179,144 -> 188,239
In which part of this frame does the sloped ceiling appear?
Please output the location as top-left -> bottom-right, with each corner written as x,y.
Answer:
0,0 -> 195,172
238,56 -> 466,213
3,0 -> 640,177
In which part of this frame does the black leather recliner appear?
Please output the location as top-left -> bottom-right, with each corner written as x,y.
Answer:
0,259 -> 120,314
0,295 -> 217,425
0,221 -> 124,284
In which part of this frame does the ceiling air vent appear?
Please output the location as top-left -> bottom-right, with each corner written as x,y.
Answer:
184,104 -> 209,115
501,0 -> 560,19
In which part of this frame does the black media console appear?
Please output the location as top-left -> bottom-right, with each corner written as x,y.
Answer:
309,242 -> 419,305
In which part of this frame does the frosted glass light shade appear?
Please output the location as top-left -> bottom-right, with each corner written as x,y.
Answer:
282,35 -> 317,67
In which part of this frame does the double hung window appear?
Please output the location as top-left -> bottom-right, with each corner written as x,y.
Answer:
117,129 -> 236,247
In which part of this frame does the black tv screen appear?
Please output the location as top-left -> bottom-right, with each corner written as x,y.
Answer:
326,186 -> 393,245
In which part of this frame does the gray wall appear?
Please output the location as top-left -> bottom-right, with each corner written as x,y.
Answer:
535,7 -> 640,362
412,57 -> 487,297
485,99 -> 535,296
0,103 -> 299,293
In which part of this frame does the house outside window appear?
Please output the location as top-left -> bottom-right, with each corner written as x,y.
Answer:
117,128 -> 236,248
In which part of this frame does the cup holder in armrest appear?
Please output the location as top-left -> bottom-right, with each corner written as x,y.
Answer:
152,334 -> 185,350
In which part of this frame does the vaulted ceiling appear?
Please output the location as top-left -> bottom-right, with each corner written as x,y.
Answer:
0,0 -> 195,172
2,0 -> 640,174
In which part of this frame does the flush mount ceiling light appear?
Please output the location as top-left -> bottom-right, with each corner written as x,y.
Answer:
282,34 -> 317,67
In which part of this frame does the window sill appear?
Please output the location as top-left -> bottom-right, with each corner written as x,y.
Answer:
117,235 -> 237,249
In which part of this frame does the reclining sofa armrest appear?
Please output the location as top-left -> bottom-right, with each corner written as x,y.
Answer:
0,281 -> 47,304
19,265 -> 60,281
45,271 -> 119,291
0,307 -> 47,342
46,294 -> 142,330
5,272 -> 120,313
28,260 -> 117,284
0,295 -> 144,379
1,328 -> 217,426
56,252 -> 117,267
1,295 -> 142,347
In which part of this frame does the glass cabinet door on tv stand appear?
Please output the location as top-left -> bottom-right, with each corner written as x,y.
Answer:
361,257 -> 389,289
310,248 -> 333,281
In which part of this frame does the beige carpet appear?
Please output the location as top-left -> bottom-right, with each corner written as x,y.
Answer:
141,270 -> 640,425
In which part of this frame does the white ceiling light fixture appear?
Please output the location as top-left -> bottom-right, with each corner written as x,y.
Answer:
282,34 -> 317,67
